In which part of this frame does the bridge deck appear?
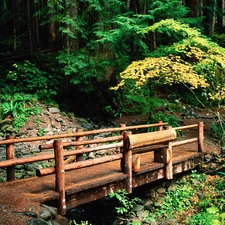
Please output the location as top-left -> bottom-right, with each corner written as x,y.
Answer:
0,141 -> 203,213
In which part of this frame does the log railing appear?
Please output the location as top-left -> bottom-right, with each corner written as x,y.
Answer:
0,121 -> 167,181
0,121 -> 204,215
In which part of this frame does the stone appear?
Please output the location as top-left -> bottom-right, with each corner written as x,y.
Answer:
143,199 -> 153,206
88,152 -> 95,159
21,211 -> 38,218
39,210 -> 51,220
167,184 -> 178,192
56,215 -> 70,225
132,204 -> 144,211
48,107 -> 60,114
136,210 -> 148,218
28,219 -> 49,225
149,190 -> 159,198
156,187 -> 166,194
41,204 -> 57,218
55,118 -> 64,123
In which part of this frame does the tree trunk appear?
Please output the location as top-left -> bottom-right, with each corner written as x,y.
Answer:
26,0 -> 34,58
185,0 -> 203,17
68,1 -> 79,52
61,1 -> 79,52
218,0 -> 225,28
34,0 -> 40,49
11,0 -> 20,52
48,16 -> 58,44
203,0 -> 217,36
126,0 -> 131,8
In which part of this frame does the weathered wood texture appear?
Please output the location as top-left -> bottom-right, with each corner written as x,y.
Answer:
0,122 -> 168,145
6,135 -> 15,181
0,121 -> 205,216
54,140 -> 66,215
128,128 -> 177,149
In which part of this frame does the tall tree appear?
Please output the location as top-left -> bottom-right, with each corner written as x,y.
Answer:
203,0 -> 217,36
217,0 -> 225,28
26,0 -> 34,58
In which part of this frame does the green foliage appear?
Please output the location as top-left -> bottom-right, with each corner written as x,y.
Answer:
109,189 -> 141,216
37,128 -> 46,137
213,33 -> 225,47
150,171 -> 225,225
155,178 -> 196,215
188,210 -> 225,225
113,18 -> 225,110
211,122 -> 225,140
105,81 -> 153,118
6,61 -> 57,102
57,50 -> 110,92
67,171 -> 225,225
108,80 -> 181,127
147,96 -> 182,127
210,113 -> 225,143
0,93 -> 41,133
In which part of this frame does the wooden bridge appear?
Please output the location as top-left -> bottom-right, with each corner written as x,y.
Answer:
0,121 -> 204,217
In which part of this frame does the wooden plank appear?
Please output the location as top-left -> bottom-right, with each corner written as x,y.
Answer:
132,168 -> 165,187
66,173 -> 128,195
173,157 -> 200,174
66,181 -> 126,209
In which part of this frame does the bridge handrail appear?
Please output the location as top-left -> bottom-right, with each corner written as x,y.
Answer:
0,121 -> 167,180
0,122 -> 167,145
121,122 -> 204,195
0,121 -> 204,216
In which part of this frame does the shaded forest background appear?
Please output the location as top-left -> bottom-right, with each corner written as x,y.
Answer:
0,0 -> 225,121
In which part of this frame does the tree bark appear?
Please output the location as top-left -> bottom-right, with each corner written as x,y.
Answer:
34,0 -> 40,49
126,0 -> 131,8
11,0 -> 20,52
218,0 -> 225,28
203,0 -> 217,36
26,0 -> 34,58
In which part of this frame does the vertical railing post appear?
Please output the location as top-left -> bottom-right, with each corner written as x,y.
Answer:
76,129 -> 84,161
154,126 -> 173,180
165,142 -> 173,180
198,122 -> 204,159
120,124 -> 126,172
6,135 -> 15,181
122,131 -> 132,194
54,140 -> 66,215
158,121 -> 163,131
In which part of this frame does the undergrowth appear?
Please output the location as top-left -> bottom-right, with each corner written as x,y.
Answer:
70,170 -> 225,225
0,93 -> 42,134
